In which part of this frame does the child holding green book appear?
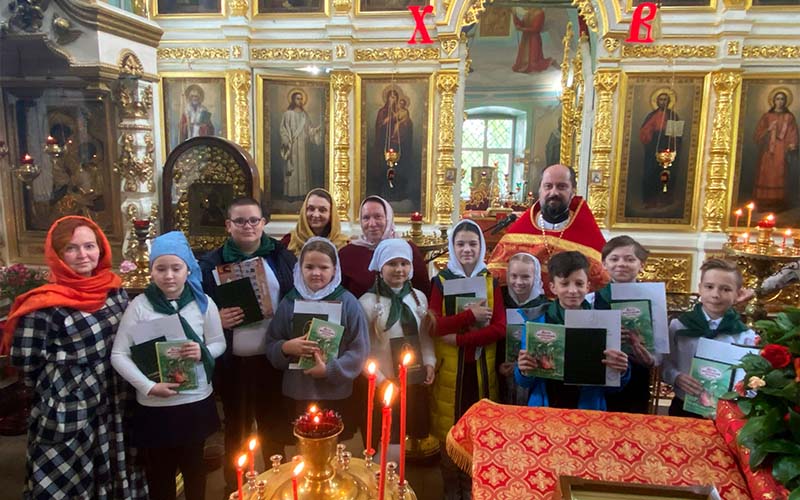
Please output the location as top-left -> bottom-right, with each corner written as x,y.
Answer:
111,231 -> 225,500
265,237 -> 368,440
514,251 -> 630,410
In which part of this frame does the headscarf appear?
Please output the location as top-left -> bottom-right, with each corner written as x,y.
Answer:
288,189 -> 348,255
289,237 -> 345,301
368,239 -> 418,333
445,219 -> 487,278
350,195 -> 396,250
1,216 -> 122,354
508,252 -> 544,305
149,231 -> 208,314
368,238 -> 414,280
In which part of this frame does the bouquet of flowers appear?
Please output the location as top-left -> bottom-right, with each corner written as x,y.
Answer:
723,308 -> 800,499
0,264 -> 48,304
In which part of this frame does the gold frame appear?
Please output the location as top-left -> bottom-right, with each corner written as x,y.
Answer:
610,71 -> 710,231
254,73 -> 331,221
251,0 -> 329,17
158,71 -> 234,164
150,0 -> 226,17
355,0 -> 434,16
354,73 -> 435,222
622,0 -> 717,12
729,73 -> 800,231
0,85 -> 124,264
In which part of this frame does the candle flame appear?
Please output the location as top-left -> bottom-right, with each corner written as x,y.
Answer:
237,454 -> 247,468
734,209 -> 742,216
383,383 -> 395,406
248,438 -> 257,451
746,202 -> 755,210
767,214 -> 775,221
402,352 -> 413,366
313,415 -> 320,424
367,361 -> 376,375
787,229 -> 793,236
308,404 -> 317,414
293,461 -> 305,476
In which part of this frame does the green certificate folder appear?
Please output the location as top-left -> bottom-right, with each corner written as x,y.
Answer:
216,277 -> 264,326
523,322 -> 566,380
610,300 -> 655,354
683,358 -> 733,418
297,318 -> 345,370
155,341 -> 199,391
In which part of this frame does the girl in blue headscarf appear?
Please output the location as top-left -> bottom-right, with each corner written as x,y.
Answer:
111,231 -> 226,500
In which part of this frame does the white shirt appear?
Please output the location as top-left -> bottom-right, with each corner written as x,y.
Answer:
661,308 -> 756,399
231,256 -> 281,356
111,293 -> 226,407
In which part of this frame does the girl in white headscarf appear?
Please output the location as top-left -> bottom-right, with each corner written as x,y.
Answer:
265,237 -> 369,441
359,239 -> 435,462
428,219 -> 506,500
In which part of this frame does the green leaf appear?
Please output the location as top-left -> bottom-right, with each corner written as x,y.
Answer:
749,444 -> 770,469
765,369 -> 794,388
789,408 -> 800,443
720,391 -> 739,401
773,455 -> 800,485
738,399 -> 753,415
758,439 -> 800,455
777,313 -> 796,333
738,409 -> 785,448
788,487 -> 800,500
740,353 -> 773,376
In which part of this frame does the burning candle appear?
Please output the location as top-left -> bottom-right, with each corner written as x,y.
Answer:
45,135 -> 57,145
757,214 -> 776,228
410,212 -> 422,222
366,361 -> 377,454
21,154 -> 33,164
746,202 -> 755,228
292,461 -> 304,500
742,232 -> 750,245
248,438 -> 257,475
734,208 -> 742,229
783,229 -> 791,248
399,351 -> 412,489
236,454 -> 247,499
378,383 -> 394,500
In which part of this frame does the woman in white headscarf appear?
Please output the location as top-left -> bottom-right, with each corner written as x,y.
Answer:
358,238 -> 435,462
339,195 -> 430,298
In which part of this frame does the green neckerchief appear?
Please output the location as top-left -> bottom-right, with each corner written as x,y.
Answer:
676,303 -> 748,338
222,234 -> 276,263
514,294 -> 548,309
594,283 -> 613,310
369,278 -> 418,336
144,283 -> 214,381
544,299 -> 592,325
285,285 -> 346,302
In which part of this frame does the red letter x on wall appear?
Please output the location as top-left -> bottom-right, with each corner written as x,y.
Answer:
408,5 -> 434,44
625,2 -> 658,43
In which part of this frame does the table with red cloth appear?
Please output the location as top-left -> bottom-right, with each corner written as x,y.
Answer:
446,400 -> 754,500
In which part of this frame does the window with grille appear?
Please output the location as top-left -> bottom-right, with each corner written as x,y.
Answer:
461,116 -> 516,199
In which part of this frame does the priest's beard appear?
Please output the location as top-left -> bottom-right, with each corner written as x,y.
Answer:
541,196 -> 570,224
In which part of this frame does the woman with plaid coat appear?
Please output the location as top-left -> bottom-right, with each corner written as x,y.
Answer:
1,216 -> 147,500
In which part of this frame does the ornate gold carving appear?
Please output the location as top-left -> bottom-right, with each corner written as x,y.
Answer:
124,203 -> 159,261
132,0 -> 147,16
354,48 -> 439,62
641,254 -> 693,294
333,0 -> 352,13
727,41 -> 740,56
742,45 -> 800,59
587,71 -> 620,229
336,45 -> 346,59
440,36 -> 459,57
559,23 -> 575,168
114,133 -> 155,192
603,37 -> 620,56
621,44 -> 717,59
571,0 -> 598,33
250,48 -> 332,61
232,45 -> 242,58
462,0 -> 490,28
228,0 -> 249,16
114,80 -> 151,119
229,71 -> 252,150
157,48 -> 230,60
331,72 -> 354,222
435,72 -> 459,229
702,71 -> 742,232
118,50 -> 144,78
722,0 -> 747,9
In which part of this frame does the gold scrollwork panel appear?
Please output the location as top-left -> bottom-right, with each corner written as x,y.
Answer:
157,48 -> 231,60
621,44 -> 717,59
354,48 -> 439,62
250,48 -> 332,61
742,45 -> 800,59
640,253 -> 694,294
330,72 -> 354,222
228,70 -> 252,150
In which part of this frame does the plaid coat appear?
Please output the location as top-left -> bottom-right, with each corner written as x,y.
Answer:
10,289 -> 148,500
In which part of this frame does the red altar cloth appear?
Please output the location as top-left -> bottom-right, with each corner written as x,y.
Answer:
447,400 -> 752,500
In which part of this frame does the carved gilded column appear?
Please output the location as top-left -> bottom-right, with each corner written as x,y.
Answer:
435,72 -> 459,229
229,70 -> 252,150
702,71 -> 742,232
331,72 -> 354,221
586,71 -> 620,228
559,22 -> 575,168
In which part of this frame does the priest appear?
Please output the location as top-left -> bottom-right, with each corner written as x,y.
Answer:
487,164 -> 609,295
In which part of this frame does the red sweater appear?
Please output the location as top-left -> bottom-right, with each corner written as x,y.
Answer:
339,242 -> 431,298
429,279 -> 506,362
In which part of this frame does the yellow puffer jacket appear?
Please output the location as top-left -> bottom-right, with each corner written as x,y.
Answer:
430,273 -> 499,442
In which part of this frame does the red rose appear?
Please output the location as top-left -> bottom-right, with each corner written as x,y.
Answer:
761,344 -> 792,369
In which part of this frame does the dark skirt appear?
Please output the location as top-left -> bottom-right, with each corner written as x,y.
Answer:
132,395 -> 220,448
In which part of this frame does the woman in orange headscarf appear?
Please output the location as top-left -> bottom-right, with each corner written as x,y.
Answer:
280,188 -> 349,255
2,216 -> 148,500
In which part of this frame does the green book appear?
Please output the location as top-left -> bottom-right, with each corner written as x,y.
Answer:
456,296 -> 487,327
683,358 -> 733,418
610,300 -> 655,354
523,322 -> 566,380
155,341 -> 199,392
297,318 -> 345,370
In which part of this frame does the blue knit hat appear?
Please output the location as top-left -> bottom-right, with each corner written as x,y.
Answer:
149,231 -> 208,313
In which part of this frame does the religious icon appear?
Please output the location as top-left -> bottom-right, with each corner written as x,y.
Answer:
358,0 -> 425,13
155,0 -> 222,15
511,7 -> 555,73
162,76 -> 227,153
257,0 -> 325,14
